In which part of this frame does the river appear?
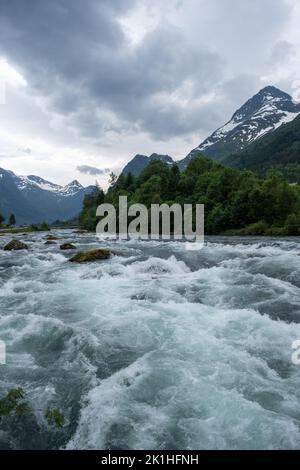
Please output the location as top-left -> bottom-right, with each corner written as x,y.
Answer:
0,230 -> 300,449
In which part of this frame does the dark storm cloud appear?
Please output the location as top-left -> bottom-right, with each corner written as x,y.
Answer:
0,0 -> 294,142
0,0 -> 223,139
77,165 -> 110,176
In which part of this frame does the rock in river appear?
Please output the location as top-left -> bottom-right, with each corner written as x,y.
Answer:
69,249 -> 111,263
60,243 -> 76,250
4,240 -> 29,251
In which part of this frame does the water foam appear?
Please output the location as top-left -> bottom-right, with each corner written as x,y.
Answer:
1,232 -> 300,449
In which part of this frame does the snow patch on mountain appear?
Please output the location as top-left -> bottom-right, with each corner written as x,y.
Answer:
182,86 -> 300,166
16,175 -> 84,197
17,175 -> 61,192
60,180 -> 84,197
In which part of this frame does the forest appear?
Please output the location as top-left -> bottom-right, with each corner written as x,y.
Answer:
79,156 -> 300,236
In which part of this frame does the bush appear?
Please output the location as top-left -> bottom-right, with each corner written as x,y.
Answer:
241,220 -> 268,235
30,222 -> 50,232
285,213 -> 300,235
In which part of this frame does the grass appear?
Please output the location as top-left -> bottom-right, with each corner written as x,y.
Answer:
0,224 -> 50,235
0,227 -> 35,235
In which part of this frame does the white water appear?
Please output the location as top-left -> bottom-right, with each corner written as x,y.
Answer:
0,231 -> 300,449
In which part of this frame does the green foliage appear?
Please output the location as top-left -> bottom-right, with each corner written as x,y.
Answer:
45,409 -> 65,428
285,213 -> 300,236
30,222 -> 50,231
0,212 -> 5,227
40,221 -> 50,231
79,155 -> 300,236
0,388 -> 65,429
79,187 -> 105,230
136,175 -> 163,206
108,172 -> 118,187
124,172 -> 135,192
0,388 -> 30,419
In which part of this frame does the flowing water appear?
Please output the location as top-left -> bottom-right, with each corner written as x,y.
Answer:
0,230 -> 300,450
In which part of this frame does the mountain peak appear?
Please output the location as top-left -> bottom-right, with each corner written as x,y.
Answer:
149,153 -> 174,164
65,179 -> 83,188
231,86 -> 294,124
61,180 -> 84,196
122,153 -> 175,176
181,85 -> 300,166
258,85 -> 291,100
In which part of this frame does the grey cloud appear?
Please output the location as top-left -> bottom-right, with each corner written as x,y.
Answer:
0,0 -> 294,144
195,0 -> 291,58
77,165 -> 110,176
0,0 -> 224,140
271,41 -> 295,62
270,41 -> 295,65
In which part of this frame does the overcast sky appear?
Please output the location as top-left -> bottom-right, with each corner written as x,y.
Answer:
0,0 -> 300,187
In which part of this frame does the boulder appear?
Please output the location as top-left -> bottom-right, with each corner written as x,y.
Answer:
60,243 -> 76,250
46,235 -> 59,241
4,239 -> 29,251
44,240 -> 56,245
69,249 -> 111,263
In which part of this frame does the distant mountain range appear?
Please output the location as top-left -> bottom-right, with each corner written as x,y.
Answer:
122,86 -> 300,178
1,86 -> 299,226
0,168 -> 95,225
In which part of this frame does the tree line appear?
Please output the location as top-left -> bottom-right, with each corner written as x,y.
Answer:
0,213 -> 16,228
79,156 -> 300,236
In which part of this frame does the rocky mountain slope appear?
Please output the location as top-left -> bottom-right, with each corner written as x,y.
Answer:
179,86 -> 300,168
121,86 -> 300,177
224,113 -> 300,182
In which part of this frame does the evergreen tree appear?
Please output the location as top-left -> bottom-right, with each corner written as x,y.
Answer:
167,164 -> 180,198
108,172 -> 118,187
9,214 -> 16,226
78,156 -> 300,236
125,172 -> 135,191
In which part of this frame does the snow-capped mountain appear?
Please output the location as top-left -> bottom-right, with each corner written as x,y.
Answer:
0,168 -> 95,225
224,112 -> 300,181
15,174 -> 85,196
122,153 -> 175,176
16,174 -> 63,193
56,180 -> 85,196
180,86 -> 300,167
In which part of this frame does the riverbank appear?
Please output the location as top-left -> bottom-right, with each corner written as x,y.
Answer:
0,223 -> 79,235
